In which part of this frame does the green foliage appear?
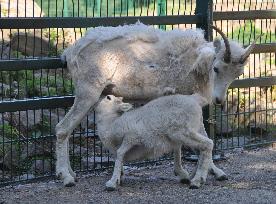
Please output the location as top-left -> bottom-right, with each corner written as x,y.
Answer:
230,21 -> 275,45
0,124 -> 20,139
41,28 -> 63,56
11,50 -> 25,59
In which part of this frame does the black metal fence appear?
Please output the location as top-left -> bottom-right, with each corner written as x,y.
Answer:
0,0 -> 275,186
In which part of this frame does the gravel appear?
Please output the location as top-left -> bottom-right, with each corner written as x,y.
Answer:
0,147 -> 275,204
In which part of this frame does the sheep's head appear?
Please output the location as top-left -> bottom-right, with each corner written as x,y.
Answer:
96,95 -> 133,116
211,25 -> 261,105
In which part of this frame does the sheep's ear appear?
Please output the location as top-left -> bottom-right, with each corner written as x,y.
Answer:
213,38 -> 221,53
119,103 -> 133,112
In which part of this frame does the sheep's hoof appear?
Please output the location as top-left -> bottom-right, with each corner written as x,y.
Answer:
180,178 -> 191,185
105,180 -> 117,191
65,181 -> 76,187
64,176 -> 76,187
189,184 -> 200,189
216,174 -> 228,181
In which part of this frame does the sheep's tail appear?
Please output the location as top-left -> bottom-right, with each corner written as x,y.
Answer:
191,93 -> 209,107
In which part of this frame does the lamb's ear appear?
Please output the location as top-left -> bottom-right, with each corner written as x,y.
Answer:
119,103 -> 133,112
213,38 -> 221,53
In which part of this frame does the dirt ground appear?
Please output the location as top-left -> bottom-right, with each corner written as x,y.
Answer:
0,147 -> 275,204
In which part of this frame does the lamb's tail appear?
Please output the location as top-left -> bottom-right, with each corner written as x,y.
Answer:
191,93 -> 209,107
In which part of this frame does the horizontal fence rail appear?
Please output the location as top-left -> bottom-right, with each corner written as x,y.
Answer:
213,10 -> 276,20
229,76 -> 276,89
0,10 -> 274,29
0,96 -> 75,113
0,58 -> 65,71
0,15 -> 201,29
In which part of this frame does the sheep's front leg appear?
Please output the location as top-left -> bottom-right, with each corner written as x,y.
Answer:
106,142 -> 133,191
56,86 -> 103,187
173,146 -> 190,184
199,121 -> 227,180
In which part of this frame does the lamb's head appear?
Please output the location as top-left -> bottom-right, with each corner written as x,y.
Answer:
211,25 -> 261,105
96,95 -> 133,116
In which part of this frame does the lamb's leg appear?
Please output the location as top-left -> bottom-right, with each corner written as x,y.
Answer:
175,131 -> 213,189
106,141 -> 133,191
173,146 -> 190,184
189,133 -> 213,189
199,121 -> 227,180
56,87 -> 102,187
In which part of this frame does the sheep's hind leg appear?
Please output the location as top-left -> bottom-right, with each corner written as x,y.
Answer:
106,141 -> 133,191
56,88 -> 102,187
173,146 -> 190,184
66,138 -> 77,181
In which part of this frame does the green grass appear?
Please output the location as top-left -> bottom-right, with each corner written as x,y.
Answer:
35,0 -> 193,17
230,20 -> 276,45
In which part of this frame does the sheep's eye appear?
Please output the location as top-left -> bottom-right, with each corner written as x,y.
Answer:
106,96 -> 111,100
213,67 -> 219,73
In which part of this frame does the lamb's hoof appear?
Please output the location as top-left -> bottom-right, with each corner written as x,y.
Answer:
64,176 -> 76,187
190,177 -> 204,189
216,174 -> 228,181
105,180 -> 117,191
189,184 -> 200,189
56,172 -> 62,180
180,178 -> 191,185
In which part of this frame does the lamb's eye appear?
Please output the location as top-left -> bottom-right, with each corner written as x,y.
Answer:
106,95 -> 111,100
213,67 -> 219,73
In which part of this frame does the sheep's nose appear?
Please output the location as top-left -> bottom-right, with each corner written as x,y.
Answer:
216,97 -> 221,104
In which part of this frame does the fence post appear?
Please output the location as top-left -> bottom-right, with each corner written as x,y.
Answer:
195,0 -> 214,140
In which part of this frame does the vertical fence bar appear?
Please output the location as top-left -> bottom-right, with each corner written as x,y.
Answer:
195,0 -> 214,141
64,0 -> 69,17
158,0 -> 166,29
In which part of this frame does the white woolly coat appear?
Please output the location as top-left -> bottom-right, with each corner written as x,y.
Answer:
62,23 -> 215,101
95,94 -> 208,161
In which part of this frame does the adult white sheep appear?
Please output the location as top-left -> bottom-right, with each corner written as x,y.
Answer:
95,94 -> 213,190
56,23 -> 260,186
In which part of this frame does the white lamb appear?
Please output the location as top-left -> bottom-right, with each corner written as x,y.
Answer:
95,94 -> 214,190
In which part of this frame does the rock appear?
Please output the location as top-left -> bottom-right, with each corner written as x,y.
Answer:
0,84 -> 10,97
0,0 -> 44,42
0,114 -> 9,126
19,173 -> 35,180
42,109 -> 65,134
81,156 -> 114,169
70,145 -> 89,157
3,145 -> 20,169
30,160 -> 53,175
80,111 -> 96,131
20,143 -> 53,161
10,33 -> 50,57
4,110 -> 43,135
0,0 -> 44,18
0,136 -> 11,158
215,94 -> 238,135
0,43 -> 12,59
